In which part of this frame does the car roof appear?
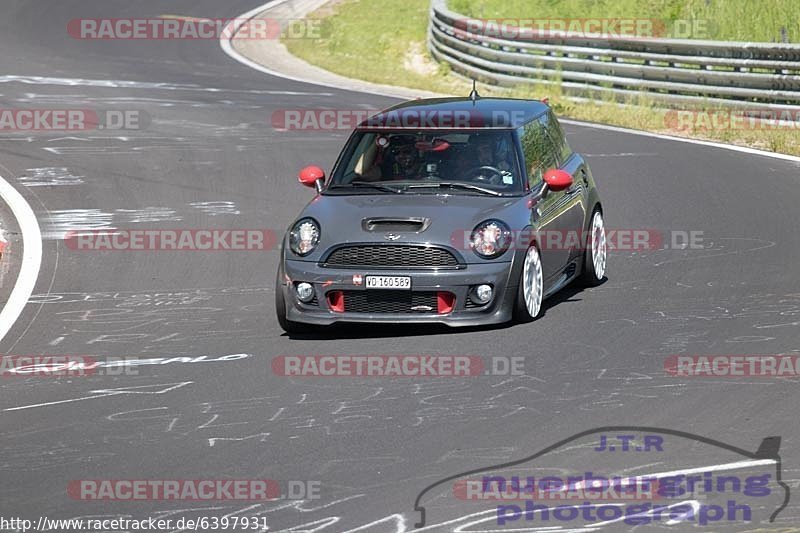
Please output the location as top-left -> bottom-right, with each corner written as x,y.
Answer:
357,97 -> 550,130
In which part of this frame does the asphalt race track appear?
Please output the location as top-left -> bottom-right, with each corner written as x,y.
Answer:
1,1 -> 800,531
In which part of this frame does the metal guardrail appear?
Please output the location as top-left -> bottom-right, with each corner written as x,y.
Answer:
428,0 -> 800,113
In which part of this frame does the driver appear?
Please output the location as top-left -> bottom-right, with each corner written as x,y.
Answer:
360,135 -> 424,181
474,135 -> 512,172
387,136 -> 424,179
458,135 -> 513,183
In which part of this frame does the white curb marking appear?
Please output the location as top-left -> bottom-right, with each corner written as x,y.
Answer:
0,175 -> 42,345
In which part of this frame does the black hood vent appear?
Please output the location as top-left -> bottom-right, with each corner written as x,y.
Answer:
362,217 -> 430,233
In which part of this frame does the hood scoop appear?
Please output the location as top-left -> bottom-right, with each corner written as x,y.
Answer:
362,217 -> 430,233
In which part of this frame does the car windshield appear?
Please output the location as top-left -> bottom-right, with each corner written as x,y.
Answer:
327,130 -> 523,195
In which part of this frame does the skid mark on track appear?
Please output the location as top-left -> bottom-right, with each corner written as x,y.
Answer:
0,443 -> 117,470
17,167 -> 84,187
649,237 -> 777,267
0,75 -> 333,96
28,287 -> 268,353
12,92 -> 261,108
189,201 -> 240,216
41,208 -> 114,238
584,152 -> 659,157
93,379 -> 546,449
40,207 -> 182,239
115,207 -> 180,223
208,432 -> 271,447
4,381 -> 192,412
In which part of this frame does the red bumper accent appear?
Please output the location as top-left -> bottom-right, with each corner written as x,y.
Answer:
327,291 -> 344,312
437,292 -> 455,314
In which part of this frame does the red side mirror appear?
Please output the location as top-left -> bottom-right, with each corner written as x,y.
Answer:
543,169 -> 573,191
298,165 -> 325,188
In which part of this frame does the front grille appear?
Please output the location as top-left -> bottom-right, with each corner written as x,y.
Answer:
323,245 -> 460,269
340,290 -> 440,313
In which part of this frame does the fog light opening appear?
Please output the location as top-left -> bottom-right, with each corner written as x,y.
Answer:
471,284 -> 493,304
295,282 -> 315,303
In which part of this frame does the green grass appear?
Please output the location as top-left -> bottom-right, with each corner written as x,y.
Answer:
450,0 -> 800,42
286,0 -> 463,94
283,0 -> 800,156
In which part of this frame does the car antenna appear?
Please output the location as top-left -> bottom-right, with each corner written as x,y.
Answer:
469,80 -> 480,103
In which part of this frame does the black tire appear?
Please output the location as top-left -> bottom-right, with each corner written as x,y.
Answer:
513,245 -> 543,323
275,274 -> 315,334
580,209 -> 607,287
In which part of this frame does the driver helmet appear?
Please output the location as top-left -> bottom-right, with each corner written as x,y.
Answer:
389,135 -> 418,157
472,134 -> 496,163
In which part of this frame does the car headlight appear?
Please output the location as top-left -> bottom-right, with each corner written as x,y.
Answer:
470,220 -> 511,259
289,218 -> 320,256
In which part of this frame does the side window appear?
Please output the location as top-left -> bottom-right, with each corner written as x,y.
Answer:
347,133 -> 377,179
546,111 -> 573,164
518,117 -> 556,189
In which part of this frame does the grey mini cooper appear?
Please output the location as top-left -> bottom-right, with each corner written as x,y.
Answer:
276,96 -> 606,333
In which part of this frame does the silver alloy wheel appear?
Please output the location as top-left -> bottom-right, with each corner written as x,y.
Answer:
590,211 -> 607,280
522,245 -> 543,318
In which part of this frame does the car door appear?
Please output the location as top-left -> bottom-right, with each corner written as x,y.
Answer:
517,114 -> 574,281
546,111 -> 588,264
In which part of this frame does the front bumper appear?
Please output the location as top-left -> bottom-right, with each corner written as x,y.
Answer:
279,258 -> 520,327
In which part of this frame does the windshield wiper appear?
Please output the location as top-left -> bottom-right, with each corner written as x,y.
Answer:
404,182 -> 502,196
330,181 -> 404,194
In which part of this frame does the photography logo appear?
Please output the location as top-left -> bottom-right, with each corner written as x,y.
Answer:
412,426 -> 789,529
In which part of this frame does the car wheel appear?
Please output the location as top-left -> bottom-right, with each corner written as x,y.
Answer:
275,274 -> 314,334
514,244 -> 543,323
580,209 -> 607,286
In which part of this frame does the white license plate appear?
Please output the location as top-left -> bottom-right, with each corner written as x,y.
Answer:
365,276 -> 411,290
